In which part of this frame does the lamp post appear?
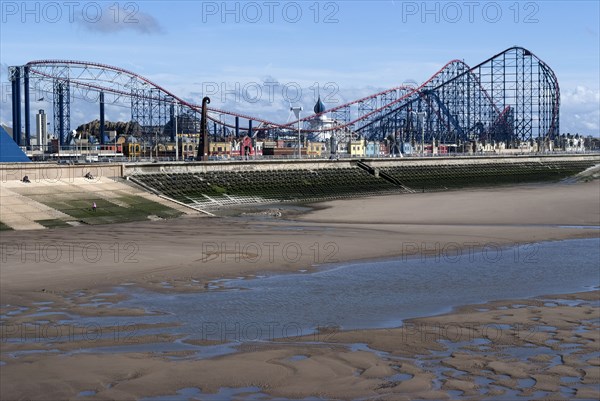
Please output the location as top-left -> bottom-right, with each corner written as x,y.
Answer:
155,129 -> 158,160
75,132 -> 81,162
290,106 -> 303,158
174,101 -> 179,161
411,110 -> 426,156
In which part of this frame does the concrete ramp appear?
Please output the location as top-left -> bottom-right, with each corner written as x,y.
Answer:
1,176 -> 198,230
0,186 -> 68,230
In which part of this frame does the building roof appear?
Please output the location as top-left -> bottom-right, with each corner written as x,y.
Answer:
313,97 -> 326,114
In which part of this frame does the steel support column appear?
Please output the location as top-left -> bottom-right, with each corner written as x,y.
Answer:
10,67 -> 22,146
99,91 -> 105,145
53,80 -> 70,147
24,66 -> 31,147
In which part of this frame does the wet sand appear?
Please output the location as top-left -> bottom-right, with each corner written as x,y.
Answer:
1,181 -> 599,400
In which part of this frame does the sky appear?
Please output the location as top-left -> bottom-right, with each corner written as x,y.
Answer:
1,0 -> 599,136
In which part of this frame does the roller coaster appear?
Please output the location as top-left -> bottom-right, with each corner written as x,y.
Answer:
8,46 -> 559,148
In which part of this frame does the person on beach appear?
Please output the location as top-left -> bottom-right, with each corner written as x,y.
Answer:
92,202 -> 97,212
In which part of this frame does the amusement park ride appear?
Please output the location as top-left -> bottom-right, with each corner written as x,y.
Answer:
8,46 -> 559,157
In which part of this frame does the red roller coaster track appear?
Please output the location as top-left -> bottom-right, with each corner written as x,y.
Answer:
23,46 -> 559,137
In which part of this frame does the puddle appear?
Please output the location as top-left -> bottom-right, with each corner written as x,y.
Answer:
557,225 -> 600,229
7,349 -> 61,358
438,338 -> 491,350
25,311 -> 73,318
498,345 -> 555,360
388,373 -> 413,381
544,299 -> 584,307
560,386 -> 576,397
558,342 -> 583,349
517,378 -> 536,388
561,376 -> 581,383
77,302 -> 114,308
446,390 -> 464,398
2,306 -> 30,317
68,340 -> 239,360
347,343 -> 390,358
140,386 -> 327,401
536,325 -> 557,332
140,387 -> 202,401
474,375 -> 494,387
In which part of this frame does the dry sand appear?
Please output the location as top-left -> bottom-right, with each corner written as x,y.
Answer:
1,181 -> 599,400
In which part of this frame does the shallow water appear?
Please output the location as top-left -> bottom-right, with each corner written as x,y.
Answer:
4,235 -> 598,401
140,386 -> 326,401
113,238 -> 600,341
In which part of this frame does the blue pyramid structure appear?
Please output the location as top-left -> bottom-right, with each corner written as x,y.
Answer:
0,126 -> 31,162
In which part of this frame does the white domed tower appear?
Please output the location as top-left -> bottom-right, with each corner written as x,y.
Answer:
308,96 -> 335,142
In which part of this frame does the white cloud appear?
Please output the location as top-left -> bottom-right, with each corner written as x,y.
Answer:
76,6 -> 163,35
562,85 -> 600,106
560,85 -> 600,136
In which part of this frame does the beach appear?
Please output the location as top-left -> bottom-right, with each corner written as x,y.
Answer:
1,181 -> 599,400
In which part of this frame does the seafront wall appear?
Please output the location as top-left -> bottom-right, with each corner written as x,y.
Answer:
1,154 -> 598,183
0,163 -> 123,183
122,154 -> 600,176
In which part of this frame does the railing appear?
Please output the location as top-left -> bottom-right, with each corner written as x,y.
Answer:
19,146 -> 600,164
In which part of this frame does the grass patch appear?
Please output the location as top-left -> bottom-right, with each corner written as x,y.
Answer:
38,194 -> 182,226
211,185 -> 227,194
35,219 -> 72,229
0,222 -> 13,231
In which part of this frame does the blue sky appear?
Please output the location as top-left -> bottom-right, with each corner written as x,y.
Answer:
1,0 -> 599,135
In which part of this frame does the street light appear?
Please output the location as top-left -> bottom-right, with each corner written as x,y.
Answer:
174,101 -> 179,161
74,131 -> 81,162
155,129 -> 158,160
290,106 -> 303,158
411,110 -> 426,157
